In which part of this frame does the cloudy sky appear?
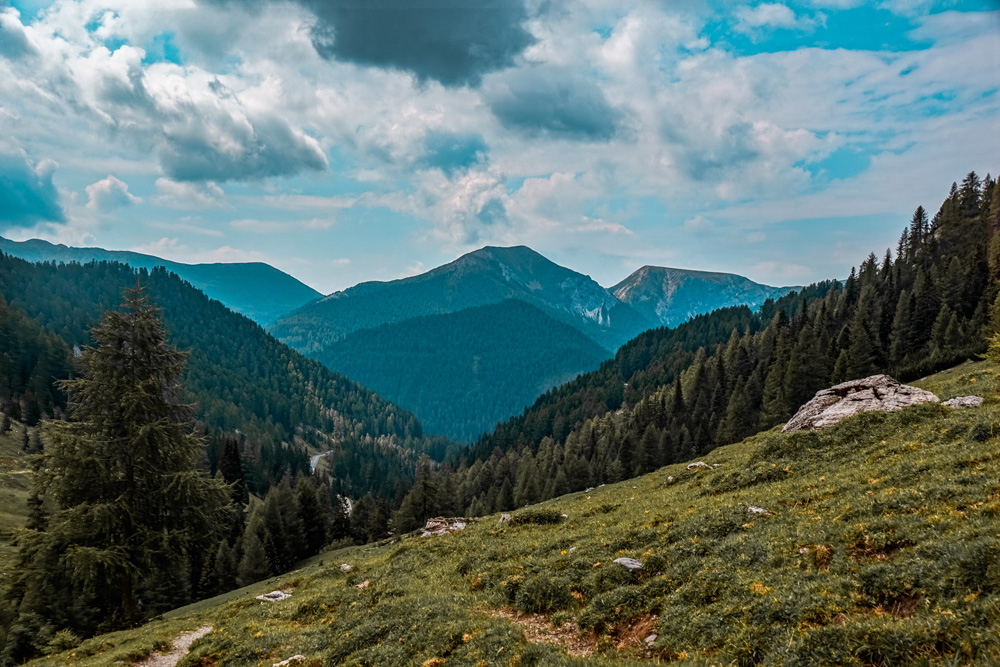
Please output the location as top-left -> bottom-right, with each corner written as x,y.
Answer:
1,0 -> 997,293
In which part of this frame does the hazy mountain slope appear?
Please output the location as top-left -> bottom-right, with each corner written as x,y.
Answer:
0,237 -> 321,327
318,300 -> 610,442
612,265 -> 798,328
271,245 -> 653,353
30,361 -> 1000,667
0,253 -> 434,498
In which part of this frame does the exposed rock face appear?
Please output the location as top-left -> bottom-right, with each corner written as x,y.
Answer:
943,395 -> 983,409
421,517 -> 467,537
783,374 -> 939,432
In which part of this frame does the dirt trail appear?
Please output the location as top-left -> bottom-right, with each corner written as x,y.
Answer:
135,626 -> 212,667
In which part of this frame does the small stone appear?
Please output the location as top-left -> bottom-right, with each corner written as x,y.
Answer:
340,564 -> 353,572
256,590 -> 291,602
943,395 -> 983,409
667,475 -> 675,483
644,634 -> 657,647
499,513 -> 511,523
356,580 -> 370,589
686,461 -> 712,470
613,557 -> 643,571
747,506 -> 773,517
273,656 -> 307,667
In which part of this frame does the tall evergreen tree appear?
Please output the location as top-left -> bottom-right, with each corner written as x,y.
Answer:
5,285 -> 229,652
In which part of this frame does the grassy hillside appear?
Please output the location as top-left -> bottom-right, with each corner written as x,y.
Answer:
26,360 -> 1000,666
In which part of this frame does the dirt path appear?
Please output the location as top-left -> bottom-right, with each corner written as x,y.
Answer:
135,626 -> 212,667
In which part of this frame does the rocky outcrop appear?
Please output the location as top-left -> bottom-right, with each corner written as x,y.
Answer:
943,395 -> 983,409
783,374 -> 939,432
421,517 -> 467,537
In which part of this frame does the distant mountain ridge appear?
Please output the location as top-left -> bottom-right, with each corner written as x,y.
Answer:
0,236 -> 321,327
612,265 -> 799,328
272,245 -> 653,353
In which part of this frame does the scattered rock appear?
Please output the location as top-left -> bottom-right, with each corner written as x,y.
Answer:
356,580 -> 370,589
421,517 -> 467,537
273,656 -> 307,667
613,557 -> 643,572
667,476 -> 675,484
943,395 -> 983,409
499,514 -> 511,524
561,514 -> 569,519
783,374 -> 939,432
256,590 -> 291,602
644,634 -> 657,647
747,506 -> 773,517
340,564 -> 353,572
686,461 -> 712,470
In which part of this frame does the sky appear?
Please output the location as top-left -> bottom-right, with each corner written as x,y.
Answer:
0,0 -> 998,294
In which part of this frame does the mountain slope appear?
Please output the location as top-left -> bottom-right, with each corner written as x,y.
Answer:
0,237 -> 321,327
271,245 -> 653,353
612,265 -> 798,328
0,253 -> 435,498
317,300 -> 610,442
28,360 -> 1000,666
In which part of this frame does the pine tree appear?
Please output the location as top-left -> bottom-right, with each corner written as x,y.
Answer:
6,285 -> 229,640
237,530 -> 271,587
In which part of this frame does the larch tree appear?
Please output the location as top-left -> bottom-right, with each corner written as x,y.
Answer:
6,284 -> 230,653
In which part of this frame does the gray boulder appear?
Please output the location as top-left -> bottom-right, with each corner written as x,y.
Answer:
943,395 -> 983,409
613,557 -> 643,571
783,374 -> 939,432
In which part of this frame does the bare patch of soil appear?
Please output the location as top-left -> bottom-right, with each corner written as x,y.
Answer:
488,608 -> 596,657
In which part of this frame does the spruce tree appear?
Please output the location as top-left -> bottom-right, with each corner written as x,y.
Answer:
6,285 -> 229,640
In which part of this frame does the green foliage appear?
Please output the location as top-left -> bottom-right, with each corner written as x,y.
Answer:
514,574 -> 575,614
511,508 -> 565,526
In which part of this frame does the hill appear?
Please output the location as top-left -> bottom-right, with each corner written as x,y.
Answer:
0,253 -> 436,498
317,300 -> 610,442
0,237 -> 321,327
25,360 -> 1000,666
612,265 -> 798,328
271,245 -> 653,354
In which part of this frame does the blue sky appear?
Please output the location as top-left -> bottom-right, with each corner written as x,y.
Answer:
0,0 -> 997,293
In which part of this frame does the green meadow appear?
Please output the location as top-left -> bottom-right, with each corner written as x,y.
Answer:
20,360 -> 1000,666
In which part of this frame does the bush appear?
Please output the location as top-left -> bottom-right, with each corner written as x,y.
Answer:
511,508 -> 564,526
514,574 -> 575,614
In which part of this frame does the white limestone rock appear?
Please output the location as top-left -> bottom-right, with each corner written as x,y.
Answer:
783,375 -> 939,432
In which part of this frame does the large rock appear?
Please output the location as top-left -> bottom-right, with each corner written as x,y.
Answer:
783,374 -> 939,432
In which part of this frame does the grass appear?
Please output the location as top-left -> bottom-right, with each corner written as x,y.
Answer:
0,425 -> 32,595
23,359 -> 1000,666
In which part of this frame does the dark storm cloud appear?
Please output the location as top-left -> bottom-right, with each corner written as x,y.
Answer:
487,70 -> 622,141
0,151 -> 65,225
416,131 -> 487,175
302,0 -> 534,86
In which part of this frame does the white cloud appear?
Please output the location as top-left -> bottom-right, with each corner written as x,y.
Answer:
733,3 -> 821,37
153,178 -> 228,210
85,175 -> 140,210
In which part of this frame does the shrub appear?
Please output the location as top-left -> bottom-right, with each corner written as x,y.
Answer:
511,508 -> 564,526
514,574 -> 575,614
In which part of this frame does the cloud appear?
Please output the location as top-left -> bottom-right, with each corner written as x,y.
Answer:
301,0 -> 534,86
153,178 -> 229,209
486,67 -> 622,140
683,214 -> 715,232
733,3 -> 820,36
0,7 -> 37,60
0,148 -> 65,226
416,131 -> 487,175
85,175 -> 140,210
230,217 -> 335,233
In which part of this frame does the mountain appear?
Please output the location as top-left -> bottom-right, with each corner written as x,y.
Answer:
0,253 -> 441,499
612,265 -> 798,328
317,300 -> 609,442
271,245 -> 654,353
26,360 -> 1000,666
0,237 -> 321,327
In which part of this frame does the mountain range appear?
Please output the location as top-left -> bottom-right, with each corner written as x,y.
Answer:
0,237 -> 321,327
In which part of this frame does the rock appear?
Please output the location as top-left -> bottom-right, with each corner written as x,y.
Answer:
943,395 -> 983,409
613,557 -> 643,572
340,564 -> 353,572
273,656 -> 307,667
356,580 -> 370,589
421,517 -> 467,537
644,634 -> 657,647
686,461 -> 712,470
747,506 -> 773,517
499,514 -> 511,523
783,374 -> 939,432
256,590 -> 291,602
667,476 -> 675,483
